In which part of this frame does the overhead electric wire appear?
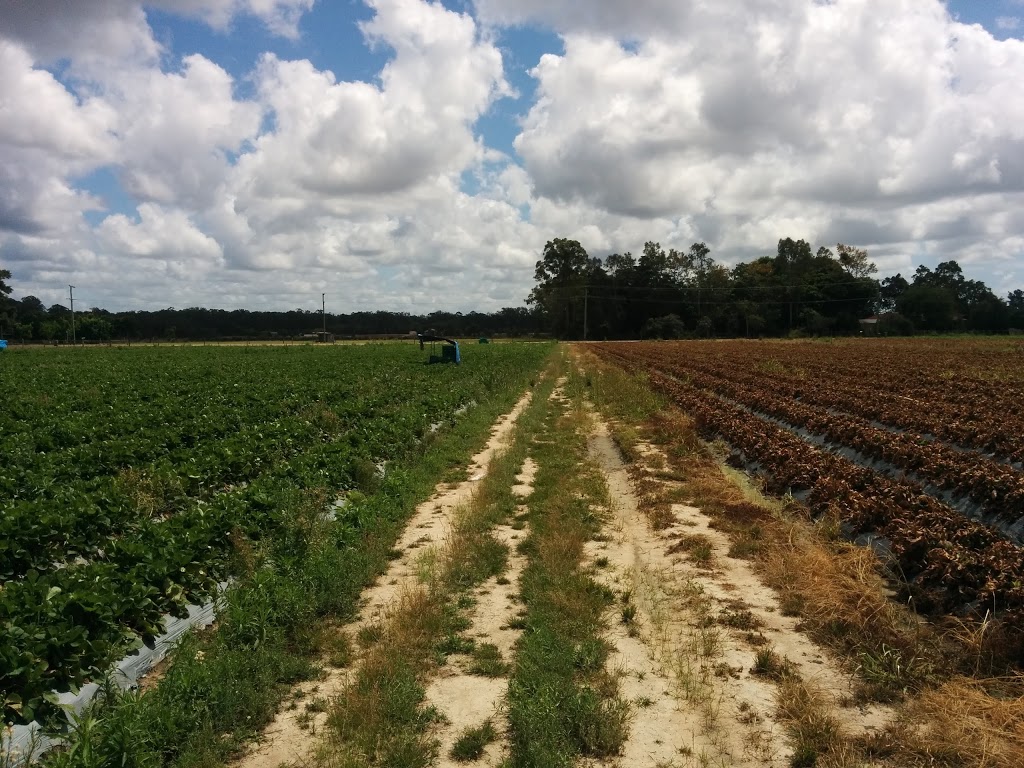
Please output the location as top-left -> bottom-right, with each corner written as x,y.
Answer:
557,290 -> 877,307
579,277 -> 879,292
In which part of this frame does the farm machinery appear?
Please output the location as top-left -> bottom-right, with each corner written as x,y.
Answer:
417,332 -> 460,364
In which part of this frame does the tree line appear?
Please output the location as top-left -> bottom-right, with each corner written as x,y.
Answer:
3,240 -> 1023,343
0,271 -> 540,342
527,237 -> 1024,338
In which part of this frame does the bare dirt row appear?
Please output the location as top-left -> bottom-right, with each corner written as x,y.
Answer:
584,416 -> 890,767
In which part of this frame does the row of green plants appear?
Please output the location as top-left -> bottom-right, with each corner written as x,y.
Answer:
0,343 -> 552,727
1,345 -> 480,579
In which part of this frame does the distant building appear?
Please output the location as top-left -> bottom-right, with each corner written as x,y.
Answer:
858,315 -> 881,333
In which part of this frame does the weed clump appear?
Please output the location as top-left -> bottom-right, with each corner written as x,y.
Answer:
667,533 -> 716,568
750,646 -> 795,681
450,720 -> 498,762
325,632 -> 354,668
468,643 -> 509,677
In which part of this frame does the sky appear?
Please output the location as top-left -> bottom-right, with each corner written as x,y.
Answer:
1,0 -> 1023,314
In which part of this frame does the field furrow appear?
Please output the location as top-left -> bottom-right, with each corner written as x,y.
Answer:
591,341 -> 1024,640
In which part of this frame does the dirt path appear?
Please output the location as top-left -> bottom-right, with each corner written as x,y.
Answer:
236,371 -> 896,768
585,416 -> 892,767
235,391 -> 533,768
424,455 -> 537,767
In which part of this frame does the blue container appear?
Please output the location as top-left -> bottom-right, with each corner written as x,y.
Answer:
0,340 -> 8,351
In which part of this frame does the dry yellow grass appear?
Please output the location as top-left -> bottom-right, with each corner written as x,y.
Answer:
774,676 -> 863,768
875,676 -> 1024,768
760,530 -> 902,638
573,344 -> 1024,767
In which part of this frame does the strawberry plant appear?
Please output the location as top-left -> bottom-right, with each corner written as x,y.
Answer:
0,342 -> 552,724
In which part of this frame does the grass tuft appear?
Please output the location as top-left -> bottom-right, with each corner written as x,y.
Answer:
450,720 -> 498,762
775,677 -> 850,768
324,631 -> 354,669
468,643 -> 509,678
718,608 -> 761,631
751,646 -> 795,681
666,534 -> 716,568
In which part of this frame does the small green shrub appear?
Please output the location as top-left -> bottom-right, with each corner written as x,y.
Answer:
450,720 -> 498,762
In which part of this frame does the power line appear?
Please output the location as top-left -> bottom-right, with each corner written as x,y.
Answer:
590,277 -> 879,292
561,289 -> 876,307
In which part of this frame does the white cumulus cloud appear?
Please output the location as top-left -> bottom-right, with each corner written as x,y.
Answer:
2,0 -> 1024,312
506,0 -> 1024,275
109,54 -> 263,207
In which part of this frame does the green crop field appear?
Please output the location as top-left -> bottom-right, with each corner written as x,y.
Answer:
0,343 -> 552,726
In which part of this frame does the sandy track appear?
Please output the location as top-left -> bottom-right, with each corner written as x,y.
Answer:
235,377 -> 891,768
234,391 -> 533,768
585,416 -> 891,767
425,456 -> 537,767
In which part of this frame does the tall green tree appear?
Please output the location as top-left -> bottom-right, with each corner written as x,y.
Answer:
774,238 -> 814,330
879,274 -> 909,313
898,283 -> 958,331
602,251 -> 637,336
0,268 -> 14,337
686,242 -> 714,321
1007,290 -> 1024,330
732,257 -> 785,335
907,260 -> 1008,330
528,238 -> 590,338
816,246 -> 878,331
836,243 -> 877,279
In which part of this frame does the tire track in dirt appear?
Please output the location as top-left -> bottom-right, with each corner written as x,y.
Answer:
585,415 -> 892,767
425,456 -> 537,767
234,391 -> 534,768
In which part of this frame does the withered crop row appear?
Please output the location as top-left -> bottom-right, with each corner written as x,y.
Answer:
738,338 -> 1024,411
616,345 -> 1024,523
593,343 -> 1024,628
634,340 -> 1024,463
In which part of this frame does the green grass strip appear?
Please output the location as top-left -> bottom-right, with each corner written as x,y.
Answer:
315,358 -> 561,768
507,360 -> 632,768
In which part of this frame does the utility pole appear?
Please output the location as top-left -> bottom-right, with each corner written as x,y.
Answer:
583,285 -> 588,341
322,292 -> 326,339
69,285 -> 76,345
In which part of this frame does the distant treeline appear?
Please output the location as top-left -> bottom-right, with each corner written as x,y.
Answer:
527,237 -> 1024,339
3,239 -> 1024,342
0,299 -> 542,343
